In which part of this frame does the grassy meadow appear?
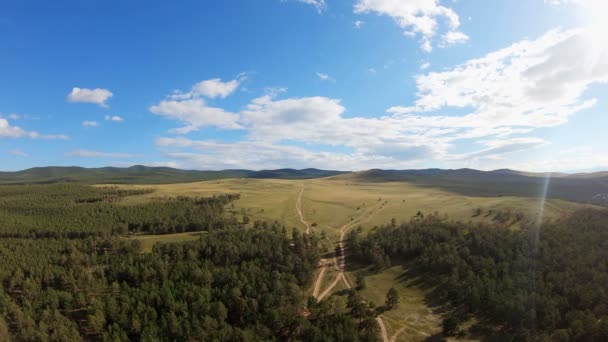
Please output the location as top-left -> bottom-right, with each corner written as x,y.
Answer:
128,231 -> 207,253
106,177 -> 594,341
109,177 -> 588,239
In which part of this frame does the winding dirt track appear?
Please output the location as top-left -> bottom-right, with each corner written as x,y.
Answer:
312,263 -> 327,298
377,317 -> 389,342
297,187 -> 389,341
296,187 -> 312,234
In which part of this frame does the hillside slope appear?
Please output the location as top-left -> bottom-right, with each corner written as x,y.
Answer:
336,169 -> 608,205
0,166 -> 347,184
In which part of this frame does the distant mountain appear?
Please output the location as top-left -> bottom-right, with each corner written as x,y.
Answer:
0,166 -> 347,184
335,168 -> 608,205
2,166 -> 607,206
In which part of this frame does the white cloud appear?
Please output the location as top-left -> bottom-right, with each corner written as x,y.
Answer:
354,0 -> 469,52
450,138 -> 548,161
67,87 -> 113,107
192,78 -> 241,99
545,0 -> 594,6
104,115 -> 124,122
441,30 -> 469,46
0,118 -> 68,140
389,28 -> 608,132
151,28 -> 607,170
9,149 -> 29,157
66,149 -> 140,158
170,77 -> 244,100
156,137 -> 417,170
150,98 -> 241,133
316,72 -> 334,81
82,121 -> 99,127
463,145 -> 608,173
354,20 -> 364,28
292,0 -> 326,13
420,62 -> 431,70
150,77 -> 245,133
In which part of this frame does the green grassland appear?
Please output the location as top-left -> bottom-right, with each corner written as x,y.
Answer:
128,231 -> 207,253
354,264 -> 442,341
111,177 -> 591,239
108,177 -> 595,341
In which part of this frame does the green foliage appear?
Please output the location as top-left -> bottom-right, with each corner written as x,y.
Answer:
0,184 -> 239,237
0,166 -> 347,184
355,272 -> 366,291
442,314 -> 459,336
350,209 -> 608,340
384,288 -> 399,310
0,184 -> 372,340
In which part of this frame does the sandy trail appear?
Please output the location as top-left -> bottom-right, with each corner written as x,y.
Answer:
377,317 -> 389,342
296,187 -> 312,234
382,315 -> 432,341
297,187 -> 389,341
312,263 -> 327,298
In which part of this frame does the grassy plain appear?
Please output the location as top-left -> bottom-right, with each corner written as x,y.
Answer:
128,231 -> 207,253
109,177 -> 591,341
110,177 -> 587,239
354,264 -> 442,341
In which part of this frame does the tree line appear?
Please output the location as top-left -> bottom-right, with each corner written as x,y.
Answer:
0,184 -> 375,341
348,209 -> 608,341
0,184 -> 239,238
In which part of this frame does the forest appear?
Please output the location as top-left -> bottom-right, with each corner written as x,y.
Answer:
0,184 -> 377,341
348,209 -> 608,341
0,184 -> 239,237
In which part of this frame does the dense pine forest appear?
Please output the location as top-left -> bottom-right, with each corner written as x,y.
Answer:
348,210 -> 608,341
0,184 -> 238,237
3,183 -> 608,341
0,184 -> 375,341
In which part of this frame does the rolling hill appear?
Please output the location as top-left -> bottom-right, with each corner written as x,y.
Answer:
2,166 -> 607,206
337,168 -> 608,205
0,166 -> 347,184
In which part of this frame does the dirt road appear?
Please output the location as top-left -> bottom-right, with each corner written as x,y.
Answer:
296,188 -> 389,341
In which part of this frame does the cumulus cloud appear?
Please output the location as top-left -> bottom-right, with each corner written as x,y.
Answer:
354,20 -> 364,28
67,87 -> 113,107
191,78 -> 241,99
151,27 -> 606,170
0,118 -> 68,140
170,77 -> 244,100
150,77 -> 246,133
156,137 -> 417,170
389,28 -> 607,132
82,121 -> 99,127
150,98 -> 241,133
66,149 -> 140,158
104,115 -> 124,122
354,0 -> 468,52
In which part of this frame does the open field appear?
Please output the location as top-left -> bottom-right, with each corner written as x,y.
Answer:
108,177 -> 597,341
128,231 -> 207,253
109,178 -> 306,230
352,265 -> 443,342
110,177 -> 592,239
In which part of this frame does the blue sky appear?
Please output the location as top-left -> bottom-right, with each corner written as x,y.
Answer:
1,0 -> 607,171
